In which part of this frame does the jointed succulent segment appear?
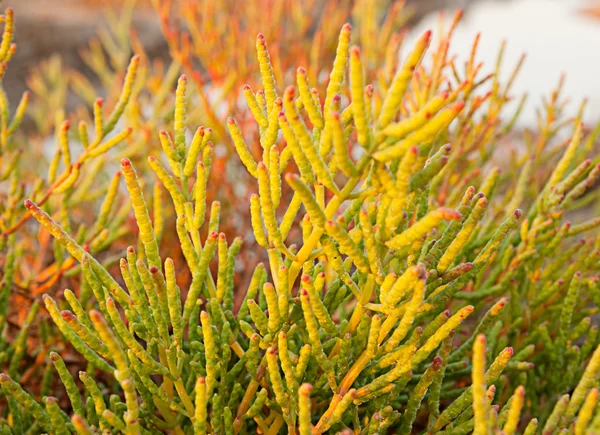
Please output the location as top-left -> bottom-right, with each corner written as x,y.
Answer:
0,2 -> 600,435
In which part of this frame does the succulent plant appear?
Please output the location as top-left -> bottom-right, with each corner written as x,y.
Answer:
1,2 -> 600,434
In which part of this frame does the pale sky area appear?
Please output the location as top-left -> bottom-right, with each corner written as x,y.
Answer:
408,0 -> 600,127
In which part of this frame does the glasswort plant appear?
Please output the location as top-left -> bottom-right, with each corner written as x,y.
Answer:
1,3 -> 600,435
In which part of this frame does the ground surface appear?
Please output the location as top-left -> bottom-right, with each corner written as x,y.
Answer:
4,0 -> 162,105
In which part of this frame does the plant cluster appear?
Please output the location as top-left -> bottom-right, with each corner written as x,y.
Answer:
0,1 -> 600,434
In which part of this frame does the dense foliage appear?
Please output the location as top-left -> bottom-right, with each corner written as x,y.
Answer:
1,1 -> 600,434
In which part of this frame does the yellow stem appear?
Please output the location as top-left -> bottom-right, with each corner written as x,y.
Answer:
314,394 -> 342,432
158,346 -> 174,399
266,414 -> 286,435
234,379 -> 260,434
174,378 -> 195,420
329,275 -> 376,358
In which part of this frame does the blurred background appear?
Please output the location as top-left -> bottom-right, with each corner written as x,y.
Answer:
4,0 -> 600,127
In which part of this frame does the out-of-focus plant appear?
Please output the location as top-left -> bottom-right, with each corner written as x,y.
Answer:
0,5 -> 142,401
152,0 -> 412,140
8,0 -> 184,307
